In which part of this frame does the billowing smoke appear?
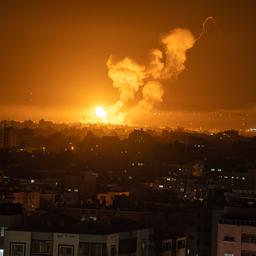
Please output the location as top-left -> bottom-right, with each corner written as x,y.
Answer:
106,56 -> 146,103
147,49 -> 164,79
106,17 -> 214,123
139,81 -> 164,110
160,28 -> 196,79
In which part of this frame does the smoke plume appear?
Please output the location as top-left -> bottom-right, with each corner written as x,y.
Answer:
106,56 -> 146,103
139,81 -> 164,110
106,17 -> 214,123
161,28 -> 196,79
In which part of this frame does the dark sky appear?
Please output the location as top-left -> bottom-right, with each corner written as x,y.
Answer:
0,0 -> 255,126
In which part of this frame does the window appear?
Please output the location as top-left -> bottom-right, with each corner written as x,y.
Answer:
32,240 -> 52,255
79,243 -> 106,256
242,234 -> 256,243
224,253 -> 234,256
10,243 -> 25,256
224,236 -> 235,242
58,245 -> 74,256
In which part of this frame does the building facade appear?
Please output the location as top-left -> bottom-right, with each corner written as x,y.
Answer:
218,207 -> 256,256
4,228 -> 152,256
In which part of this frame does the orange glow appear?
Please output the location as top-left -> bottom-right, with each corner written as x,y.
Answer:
84,104 -> 125,125
95,106 -> 107,119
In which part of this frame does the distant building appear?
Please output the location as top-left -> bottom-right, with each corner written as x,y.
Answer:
208,169 -> 256,191
62,171 -> 97,204
12,192 -> 40,212
97,192 -> 130,207
0,126 -> 16,149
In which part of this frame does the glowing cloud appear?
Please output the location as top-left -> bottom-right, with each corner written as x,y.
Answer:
100,17 -> 214,124
161,28 -> 196,79
106,56 -> 146,103
139,81 -> 164,110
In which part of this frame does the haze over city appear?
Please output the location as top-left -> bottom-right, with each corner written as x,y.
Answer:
1,1 -> 256,129
2,2 -> 256,256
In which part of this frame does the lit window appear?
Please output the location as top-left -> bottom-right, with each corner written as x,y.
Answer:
224,253 -> 234,256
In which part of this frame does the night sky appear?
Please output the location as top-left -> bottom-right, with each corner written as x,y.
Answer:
0,1 -> 255,128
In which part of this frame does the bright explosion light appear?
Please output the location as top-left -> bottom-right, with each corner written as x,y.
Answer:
95,106 -> 108,119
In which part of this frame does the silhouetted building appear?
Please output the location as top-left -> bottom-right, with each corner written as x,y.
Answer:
0,126 -> 16,149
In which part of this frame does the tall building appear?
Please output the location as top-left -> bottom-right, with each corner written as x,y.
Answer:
0,125 -> 16,149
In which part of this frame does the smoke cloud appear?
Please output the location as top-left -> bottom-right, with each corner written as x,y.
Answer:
106,17 -> 214,123
139,81 -> 164,110
106,56 -> 146,103
160,28 -> 196,79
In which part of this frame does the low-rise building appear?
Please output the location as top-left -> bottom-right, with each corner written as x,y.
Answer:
4,212 -> 153,256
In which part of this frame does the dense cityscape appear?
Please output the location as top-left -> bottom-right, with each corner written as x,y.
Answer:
0,120 -> 256,255
1,1 -> 256,256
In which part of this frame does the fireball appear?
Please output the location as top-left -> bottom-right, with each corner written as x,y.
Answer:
95,106 -> 108,119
